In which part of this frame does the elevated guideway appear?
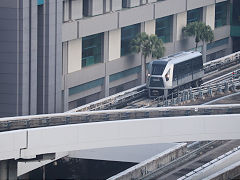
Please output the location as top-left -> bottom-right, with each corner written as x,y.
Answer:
1,104 -> 240,162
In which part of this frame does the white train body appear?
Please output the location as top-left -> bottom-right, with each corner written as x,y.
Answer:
147,51 -> 204,97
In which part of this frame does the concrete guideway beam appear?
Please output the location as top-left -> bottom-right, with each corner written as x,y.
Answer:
6,114 -> 240,160
0,130 -> 27,161
1,113 -> 240,177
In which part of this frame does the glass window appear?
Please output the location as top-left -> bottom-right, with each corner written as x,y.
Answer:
121,23 -> 140,56
206,49 -> 226,62
215,2 -> 227,28
155,15 -> 173,43
82,33 -> 103,68
207,38 -> 229,50
83,0 -> 91,17
192,56 -> 203,71
232,0 -> 240,26
69,78 -> 104,96
187,8 -> 202,24
38,0 -> 44,5
122,0 -> 128,8
109,66 -> 141,82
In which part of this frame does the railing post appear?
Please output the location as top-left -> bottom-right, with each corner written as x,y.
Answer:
198,87 -> 203,99
230,80 -> 236,92
164,99 -> 169,107
224,82 -> 229,93
208,86 -> 213,97
217,84 -> 223,94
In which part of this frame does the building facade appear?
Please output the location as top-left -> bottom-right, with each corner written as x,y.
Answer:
63,0 -> 238,111
0,0 -> 240,117
0,0 -> 62,117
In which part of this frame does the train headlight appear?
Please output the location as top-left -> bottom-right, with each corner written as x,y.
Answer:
165,70 -> 170,81
147,73 -> 150,77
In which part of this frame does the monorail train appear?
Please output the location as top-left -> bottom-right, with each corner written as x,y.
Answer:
147,51 -> 204,97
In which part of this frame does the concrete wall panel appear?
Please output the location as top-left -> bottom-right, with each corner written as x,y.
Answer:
68,38 -> 82,73
79,12 -> 118,37
213,25 -> 230,41
145,20 -> 155,35
155,0 -> 186,19
62,21 -> 78,42
107,54 -> 141,75
187,0 -> 215,10
119,4 -> 154,28
109,29 -> 121,61
66,63 -> 105,88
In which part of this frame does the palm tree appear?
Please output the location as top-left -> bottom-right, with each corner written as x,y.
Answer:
182,22 -> 214,49
130,32 -> 165,83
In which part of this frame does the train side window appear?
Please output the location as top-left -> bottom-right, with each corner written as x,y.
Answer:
173,63 -> 181,79
184,59 -> 192,75
192,56 -> 203,72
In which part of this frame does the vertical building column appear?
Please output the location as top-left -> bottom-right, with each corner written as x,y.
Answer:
172,14 -> 177,51
56,0 -> 63,113
104,32 -> 110,97
29,0 -> 38,115
67,39 -> 82,73
176,12 -> 187,41
140,23 -> 145,84
63,0 -> 70,21
145,20 -> 155,35
63,42 -> 69,112
202,5 -> 216,63
18,0 -> 30,116
108,29 -> 121,96
37,0 -> 63,114
205,4 -> 215,30
0,160 -> 17,180
18,0 -> 38,116
109,29 -> 121,61
227,1 -> 232,54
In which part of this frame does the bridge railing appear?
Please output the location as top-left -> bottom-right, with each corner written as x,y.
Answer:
157,79 -> 240,107
1,104 -> 240,132
68,84 -> 146,112
203,51 -> 240,73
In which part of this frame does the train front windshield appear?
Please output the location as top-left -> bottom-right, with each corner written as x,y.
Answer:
151,63 -> 167,75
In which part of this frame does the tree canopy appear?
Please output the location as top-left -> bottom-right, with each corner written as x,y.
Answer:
130,32 -> 165,59
182,22 -> 214,49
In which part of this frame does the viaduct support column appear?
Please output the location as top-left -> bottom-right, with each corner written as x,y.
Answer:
0,160 -> 17,180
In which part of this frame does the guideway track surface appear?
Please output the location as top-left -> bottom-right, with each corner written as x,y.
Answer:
0,104 -> 240,132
